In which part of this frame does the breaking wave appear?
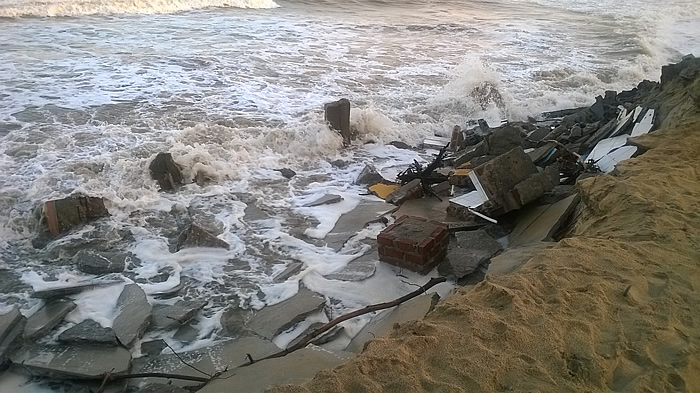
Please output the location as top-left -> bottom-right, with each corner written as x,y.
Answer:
0,0 -> 279,18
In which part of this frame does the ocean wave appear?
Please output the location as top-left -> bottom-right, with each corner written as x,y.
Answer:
0,0 -> 280,18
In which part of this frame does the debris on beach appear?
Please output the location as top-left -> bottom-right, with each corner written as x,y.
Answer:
324,98 -> 352,144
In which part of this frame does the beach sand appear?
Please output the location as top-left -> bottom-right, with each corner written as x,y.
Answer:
270,76 -> 700,392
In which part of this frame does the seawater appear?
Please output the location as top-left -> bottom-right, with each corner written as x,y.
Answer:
0,0 -> 698,359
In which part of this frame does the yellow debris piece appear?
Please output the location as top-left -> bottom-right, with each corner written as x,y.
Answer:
452,168 -> 472,176
457,162 -> 472,170
369,183 -> 400,200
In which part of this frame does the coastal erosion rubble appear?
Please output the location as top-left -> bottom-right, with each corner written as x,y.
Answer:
267,57 -> 700,393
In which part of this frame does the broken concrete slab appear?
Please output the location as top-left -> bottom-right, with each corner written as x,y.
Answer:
112,283 -> 152,347
324,98 -> 352,143
509,194 -> 580,247
438,230 -> 503,279
385,178 -> 423,205
303,194 -> 343,207
58,319 -> 118,346
199,345 -> 351,393
24,299 -> 76,340
31,280 -> 124,299
486,242 -> 555,277
345,293 -> 439,353
150,300 -> 207,331
483,125 -> 524,156
131,337 -> 278,389
74,249 -> 127,275
246,287 -> 326,340
355,165 -> 387,186
43,195 -> 109,237
472,146 -> 539,212
325,251 -> 377,282
11,345 -> 131,379
149,152 -> 183,192
273,262 -> 304,283
324,200 -> 393,251
275,168 -> 297,179
423,136 -> 451,150
176,223 -> 230,251
393,195 -> 457,224
511,170 -> 558,207
0,306 -> 26,358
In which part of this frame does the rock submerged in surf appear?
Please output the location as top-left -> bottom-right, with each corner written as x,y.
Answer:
149,152 -> 184,191
43,194 -> 109,237
176,223 -> 230,251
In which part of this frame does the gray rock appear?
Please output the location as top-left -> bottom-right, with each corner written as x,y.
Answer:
74,249 -> 127,275
0,306 -> 23,344
484,125 -> 524,156
141,340 -> 168,357
275,168 -> 297,179
355,164 -> 386,185
324,98 -> 352,143
198,345 -> 351,393
527,127 -> 552,142
511,170 -> 558,207
149,152 -> 183,192
386,178 -> 423,205
150,300 -> 207,331
11,345 -> 131,379
58,319 -> 118,346
472,146 -> 539,212
325,200 -> 393,251
439,230 -> 503,279
176,223 -> 230,251
246,287 -> 326,340
303,194 -> 343,207
325,252 -> 377,282
173,322 -> 199,344
112,284 -> 152,347
345,293 -> 439,353
24,299 -> 76,340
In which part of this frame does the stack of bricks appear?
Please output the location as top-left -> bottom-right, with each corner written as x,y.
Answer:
376,215 -> 449,274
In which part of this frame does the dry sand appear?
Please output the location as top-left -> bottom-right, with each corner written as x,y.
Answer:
270,79 -> 700,391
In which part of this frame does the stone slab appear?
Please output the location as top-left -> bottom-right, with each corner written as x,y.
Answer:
31,280 -> 123,299
199,345 -> 352,393
74,249 -> 127,275
0,307 -> 23,344
393,197 -> 460,224
246,287 -> 326,340
325,200 -> 393,251
303,194 -> 343,207
11,345 -> 131,379
131,337 -> 278,389
58,319 -> 118,346
509,194 -> 580,247
112,284 -> 152,347
486,242 -> 555,277
150,300 -> 207,331
325,251 -> 377,282
386,178 -> 423,205
439,230 -> 503,279
24,299 -> 76,340
345,293 -> 439,353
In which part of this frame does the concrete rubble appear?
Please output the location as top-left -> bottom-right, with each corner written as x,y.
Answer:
43,194 -> 109,237
112,283 -> 152,347
23,299 -> 76,341
244,286 -> 326,340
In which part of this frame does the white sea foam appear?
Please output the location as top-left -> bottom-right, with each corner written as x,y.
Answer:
0,0 -> 279,18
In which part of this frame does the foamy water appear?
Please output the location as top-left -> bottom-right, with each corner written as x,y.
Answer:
0,0 -> 698,369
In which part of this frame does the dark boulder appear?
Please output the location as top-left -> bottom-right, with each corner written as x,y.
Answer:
176,223 -> 230,251
58,319 -> 118,346
149,153 -> 183,191
324,98 -> 352,144
74,249 -> 129,275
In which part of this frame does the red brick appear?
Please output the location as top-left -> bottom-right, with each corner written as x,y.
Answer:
404,252 -> 427,265
376,234 -> 395,246
395,239 -> 417,252
417,237 -> 435,254
380,246 -> 404,260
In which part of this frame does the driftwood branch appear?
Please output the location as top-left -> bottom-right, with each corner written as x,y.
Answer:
245,276 -> 447,365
